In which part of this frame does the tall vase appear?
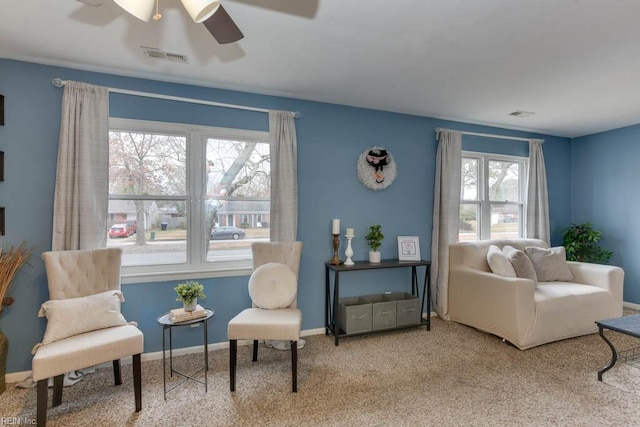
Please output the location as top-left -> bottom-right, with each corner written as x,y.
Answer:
0,324 -> 8,394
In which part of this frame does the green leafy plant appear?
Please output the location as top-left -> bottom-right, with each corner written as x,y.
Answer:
562,223 -> 613,264
365,225 -> 384,252
174,281 -> 206,304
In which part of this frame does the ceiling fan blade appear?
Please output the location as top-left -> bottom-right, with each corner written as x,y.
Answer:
232,0 -> 318,18
203,4 -> 244,44
76,0 -> 104,6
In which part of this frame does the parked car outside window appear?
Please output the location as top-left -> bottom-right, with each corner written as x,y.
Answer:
109,224 -> 133,238
210,226 -> 246,240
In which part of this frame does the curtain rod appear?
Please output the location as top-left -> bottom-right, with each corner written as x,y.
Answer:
52,78 -> 301,118
435,127 -> 540,143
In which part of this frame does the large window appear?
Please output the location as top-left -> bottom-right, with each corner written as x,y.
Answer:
459,152 -> 527,242
108,118 -> 270,281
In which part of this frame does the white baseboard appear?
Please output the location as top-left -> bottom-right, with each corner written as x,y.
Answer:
5,327 -> 328,384
624,301 -> 640,311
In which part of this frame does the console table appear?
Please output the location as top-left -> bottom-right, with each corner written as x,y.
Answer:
325,259 -> 431,346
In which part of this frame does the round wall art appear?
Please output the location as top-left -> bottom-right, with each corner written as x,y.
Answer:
357,146 -> 397,191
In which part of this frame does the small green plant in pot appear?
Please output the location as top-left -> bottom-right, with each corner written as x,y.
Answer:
562,222 -> 613,264
365,224 -> 384,263
175,281 -> 206,312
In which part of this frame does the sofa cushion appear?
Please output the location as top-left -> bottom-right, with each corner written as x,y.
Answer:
525,246 -> 574,282
503,245 -> 538,282
486,245 -> 516,277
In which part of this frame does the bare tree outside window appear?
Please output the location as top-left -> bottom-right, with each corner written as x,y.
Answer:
205,139 -> 270,257
109,131 -> 187,246
106,118 -> 270,274
459,154 -> 526,242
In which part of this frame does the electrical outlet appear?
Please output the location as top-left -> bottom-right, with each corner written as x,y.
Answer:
190,323 -> 200,328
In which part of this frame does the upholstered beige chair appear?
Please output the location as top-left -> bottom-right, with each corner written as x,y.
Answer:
33,248 -> 143,426
228,241 -> 303,392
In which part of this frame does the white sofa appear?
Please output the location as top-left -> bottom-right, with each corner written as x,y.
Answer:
448,239 -> 623,350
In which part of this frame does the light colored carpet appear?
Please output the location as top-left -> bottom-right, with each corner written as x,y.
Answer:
2,313 -> 640,426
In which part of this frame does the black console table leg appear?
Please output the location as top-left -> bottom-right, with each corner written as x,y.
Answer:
325,265 -> 330,335
334,272 -> 340,346
597,327 -> 617,381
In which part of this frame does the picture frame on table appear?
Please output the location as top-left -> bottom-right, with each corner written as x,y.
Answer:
397,236 -> 420,261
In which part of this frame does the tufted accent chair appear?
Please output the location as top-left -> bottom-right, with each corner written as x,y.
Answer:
33,248 -> 143,426
42,247 -> 123,300
228,241 -> 303,392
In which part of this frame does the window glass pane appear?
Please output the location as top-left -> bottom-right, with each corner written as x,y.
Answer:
109,131 -> 186,196
488,160 -> 519,202
205,139 -> 270,263
461,158 -> 479,201
107,200 -> 187,266
490,204 -> 521,239
459,203 -> 479,241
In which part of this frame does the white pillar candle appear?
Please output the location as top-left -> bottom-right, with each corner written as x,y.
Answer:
345,227 -> 355,237
332,219 -> 340,234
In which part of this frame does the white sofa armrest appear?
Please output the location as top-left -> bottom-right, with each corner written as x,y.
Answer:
449,266 -> 536,343
567,261 -> 624,304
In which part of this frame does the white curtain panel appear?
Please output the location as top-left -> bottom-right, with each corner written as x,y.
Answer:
430,129 -> 462,320
526,139 -> 550,244
269,111 -> 298,242
52,82 -> 109,250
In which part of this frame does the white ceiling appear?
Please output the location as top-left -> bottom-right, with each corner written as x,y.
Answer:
2,0 -> 640,138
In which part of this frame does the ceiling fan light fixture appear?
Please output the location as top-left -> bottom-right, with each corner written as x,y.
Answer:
113,0 -> 155,22
181,0 -> 221,23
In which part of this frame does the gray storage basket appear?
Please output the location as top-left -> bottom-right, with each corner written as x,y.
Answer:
388,292 -> 422,326
339,297 -> 372,334
363,294 -> 397,330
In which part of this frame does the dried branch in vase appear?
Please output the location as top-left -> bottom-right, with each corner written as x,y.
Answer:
0,242 -> 32,311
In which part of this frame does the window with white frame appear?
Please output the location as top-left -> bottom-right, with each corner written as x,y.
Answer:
108,118 -> 270,280
459,152 -> 527,242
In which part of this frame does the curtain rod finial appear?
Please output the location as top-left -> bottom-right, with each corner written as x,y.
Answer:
52,78 -> 64,88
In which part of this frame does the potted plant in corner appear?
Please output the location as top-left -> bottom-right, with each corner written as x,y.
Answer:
175,281 -> 206,312
365,224 -> 384,263
562,222 -> 613,264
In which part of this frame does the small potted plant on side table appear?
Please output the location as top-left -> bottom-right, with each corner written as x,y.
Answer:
175,281 -> 206,312
365,224 -> 384,263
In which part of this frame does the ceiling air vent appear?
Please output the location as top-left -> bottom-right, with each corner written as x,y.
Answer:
141,47 -> 189,64
509,110 -> 535,118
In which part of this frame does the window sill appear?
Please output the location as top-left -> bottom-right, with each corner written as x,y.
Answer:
121,266 -> 252,284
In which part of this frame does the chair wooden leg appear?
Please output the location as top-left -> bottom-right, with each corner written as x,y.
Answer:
253,340 -> 259,361
291,340 -> 298,393
230,340 -> 237,392
113,360 -> 122,386
37,379 -> 48,427
133,354 -> 142,412
52,374 -> 64,407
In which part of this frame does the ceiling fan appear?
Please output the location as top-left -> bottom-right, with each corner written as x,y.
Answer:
76,0 -> 244,44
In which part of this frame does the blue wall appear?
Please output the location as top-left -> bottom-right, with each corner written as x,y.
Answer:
572,125 -> 640,303
0,59 -> 572,372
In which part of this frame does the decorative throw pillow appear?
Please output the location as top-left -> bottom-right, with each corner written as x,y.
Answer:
486,245 -> 516,277
502,245 -> 538,282
525,246 -> 574,282
38,290 -> 127,345
248,262 -> 297,309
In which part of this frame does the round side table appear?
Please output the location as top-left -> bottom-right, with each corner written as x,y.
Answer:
157,308 -> 215,400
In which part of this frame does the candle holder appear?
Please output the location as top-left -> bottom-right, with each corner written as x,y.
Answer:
344,235 -> 354,266
329,233 -> 343,265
